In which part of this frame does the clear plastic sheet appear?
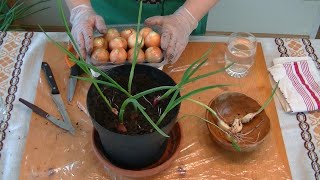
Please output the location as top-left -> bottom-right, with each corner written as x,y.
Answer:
19,42 -> 291,179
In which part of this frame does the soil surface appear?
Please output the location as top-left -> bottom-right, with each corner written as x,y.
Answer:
88,74 -> 178,135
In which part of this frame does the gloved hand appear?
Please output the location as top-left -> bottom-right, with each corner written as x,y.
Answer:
144,7 -> 198,64
70,4 -> 107,58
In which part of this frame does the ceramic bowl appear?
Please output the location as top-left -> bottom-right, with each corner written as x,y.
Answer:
206,92 -> 270,152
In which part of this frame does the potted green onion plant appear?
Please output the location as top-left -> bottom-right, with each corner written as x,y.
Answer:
41,0 -> 240,177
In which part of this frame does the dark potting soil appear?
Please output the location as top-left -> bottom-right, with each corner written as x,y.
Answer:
88,74 -> 177,135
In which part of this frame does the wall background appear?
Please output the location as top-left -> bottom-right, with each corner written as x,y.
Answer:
207,0 -> 320,38
19,0 -> 320,38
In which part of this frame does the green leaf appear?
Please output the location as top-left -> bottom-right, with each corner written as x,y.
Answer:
178,114 -> 241,152
14,0 -> 50,19
231,139 -> 241,152
187,62 -> 234,83
173,84 -> 234,108
71,76 -> 119,89
181,43 -> 214,83
0,0 -> 9,13
15,7 -> 50,20
137,103 -> 169,137
132,86 -> 178,99
119,98 -> 169,137
186,98 -> 221,121
128,0 -> 143,94
156,84 -> 233,125
256,80 -> 280,114
119,86 -> 177,122
1,0 -> 49,32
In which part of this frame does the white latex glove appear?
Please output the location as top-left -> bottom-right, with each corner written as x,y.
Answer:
70,4 -> 107,58
144,7 -> 198,64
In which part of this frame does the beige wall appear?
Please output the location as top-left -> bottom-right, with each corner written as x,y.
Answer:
207,0 -> 320,38
20,0 -> 320,38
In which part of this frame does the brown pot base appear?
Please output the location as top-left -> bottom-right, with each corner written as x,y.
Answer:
92,122 -> 182,178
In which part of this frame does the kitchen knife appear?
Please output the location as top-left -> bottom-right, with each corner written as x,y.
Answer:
67,65 -> 81,102
41,62 -> 75,134
19,98 -> 75,134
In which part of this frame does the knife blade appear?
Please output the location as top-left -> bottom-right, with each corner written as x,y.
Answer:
41,62 -> 75,134
67,65 -> 81,102
19,98 -> 75,134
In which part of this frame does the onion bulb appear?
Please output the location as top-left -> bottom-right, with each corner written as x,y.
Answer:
127,48 -> 145,63
145,31 -> 160,48
91,48 -> 109,65
139,27 -> 153,39
120,28 -> 136,41
110,47 -> 127,64
93,36 -> 107,50
145,47 -> 163,63
104,28 -> 120,42
109,37 -> 127,50
128,34 -> 144,49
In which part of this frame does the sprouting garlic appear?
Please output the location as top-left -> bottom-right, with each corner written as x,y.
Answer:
217,120 -> 231,131
230,118 -> 243,133
112,108 -> 119,115
240,112 -> 256,123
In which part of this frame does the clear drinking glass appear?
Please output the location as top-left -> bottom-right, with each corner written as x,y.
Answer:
225,32 -> 257,78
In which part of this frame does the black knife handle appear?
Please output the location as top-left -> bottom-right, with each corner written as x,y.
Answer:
70,64 -> 80,76
19,98 -> 48,119
41,62 -> 60,94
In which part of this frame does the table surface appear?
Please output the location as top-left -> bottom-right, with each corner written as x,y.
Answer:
0,32 -> 320,180
19,42 -> 290,179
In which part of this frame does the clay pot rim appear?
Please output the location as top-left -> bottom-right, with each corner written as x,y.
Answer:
205,91 -> 271,152
92,122 -> 183,178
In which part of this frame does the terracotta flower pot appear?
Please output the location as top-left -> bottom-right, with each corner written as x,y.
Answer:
92,122 -> 182,178
87,64 -> 181,169
206,92 -> 270,152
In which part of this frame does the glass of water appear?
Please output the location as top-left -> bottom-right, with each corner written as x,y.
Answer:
225,32 -> 257,78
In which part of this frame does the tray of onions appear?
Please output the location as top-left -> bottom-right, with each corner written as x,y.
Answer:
88,24 -> 166,72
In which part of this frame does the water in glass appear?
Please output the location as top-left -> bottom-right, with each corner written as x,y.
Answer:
225,32 -> 256,78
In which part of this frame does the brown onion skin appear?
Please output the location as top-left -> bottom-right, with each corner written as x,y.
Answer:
104,28 -> 120,42
145,47 -> 163,63
91,48 -> 109,65
110,47 -> 127,64
128,34 -> 144,49
145,31 -> 160,48
120,28 -> 136,41
93,36 -> 108,50
127,48 -> 145,63
139,27 -> 153,39
109,37 -> 127,51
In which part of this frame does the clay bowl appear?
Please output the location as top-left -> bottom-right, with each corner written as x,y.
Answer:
92,122 -> 182,178
206,92 -> 270,152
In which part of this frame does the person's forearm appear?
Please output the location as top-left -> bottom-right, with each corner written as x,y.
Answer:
183,0 -> 219,21
65,0 -> 91,10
